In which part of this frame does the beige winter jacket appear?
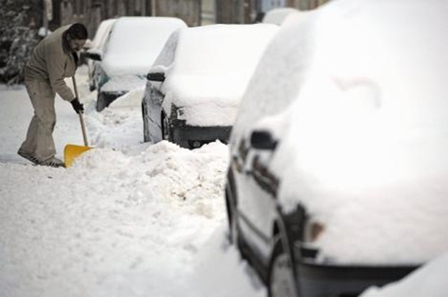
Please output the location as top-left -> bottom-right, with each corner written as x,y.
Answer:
24,25 -> 76,102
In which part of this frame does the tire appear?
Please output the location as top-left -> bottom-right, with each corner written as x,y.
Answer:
97,91 -> 107,112
268,238 -> 298,297
225,170 -> 239,245
142,101 -> 150,142
162,112 -> 170,141
226,186 -> 240,245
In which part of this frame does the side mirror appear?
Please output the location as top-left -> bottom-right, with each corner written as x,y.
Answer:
84,51 -> 102,61
147,72 -> 165,82
250,130 -> 277,150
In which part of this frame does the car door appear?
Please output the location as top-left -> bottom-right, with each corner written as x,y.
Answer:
234,130 -> 279,260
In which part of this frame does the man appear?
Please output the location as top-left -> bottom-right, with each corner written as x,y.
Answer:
18,23 -> 88,167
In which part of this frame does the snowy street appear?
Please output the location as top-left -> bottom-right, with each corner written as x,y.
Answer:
2,1 -> 448,295
0,67 -> 265,297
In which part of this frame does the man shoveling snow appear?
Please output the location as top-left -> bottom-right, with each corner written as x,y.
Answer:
18,23 -> 88,168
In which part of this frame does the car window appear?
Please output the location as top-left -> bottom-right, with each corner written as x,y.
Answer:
150,29 -> 181,72
96,20 -> 116,52
101,17 -> 187,76
92,19 -> 116,51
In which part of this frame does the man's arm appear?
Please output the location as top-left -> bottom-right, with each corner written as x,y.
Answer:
45,46 -> 76,101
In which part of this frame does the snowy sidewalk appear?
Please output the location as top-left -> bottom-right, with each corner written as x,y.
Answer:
0,69 -> 265,297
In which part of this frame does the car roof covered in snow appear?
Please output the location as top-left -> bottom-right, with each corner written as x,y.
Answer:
102,17 -> 187,76
90,18 -> 117,51
233,0 -> 448,265
155,24 -> 279,107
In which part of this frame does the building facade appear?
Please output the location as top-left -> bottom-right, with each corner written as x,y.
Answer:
57,0 -> 154,38
54,0 -> 202,38
215,0 -> 329,24
45,0 -> 327,39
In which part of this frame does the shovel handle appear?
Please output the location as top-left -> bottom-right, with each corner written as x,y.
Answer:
79,113 -> 89,146
72,76 -> 89,147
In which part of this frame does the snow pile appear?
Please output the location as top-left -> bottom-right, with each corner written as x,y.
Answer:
109,87 -> 145,109
86,87 -> 145,152
189,226 -> 266,297
360,252 -> 448,297
0,140 -> 231,297
0,64 -> 267,297
70,140 -> 229,217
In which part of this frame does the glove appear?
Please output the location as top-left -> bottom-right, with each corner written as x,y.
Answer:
70,98 -> 84,114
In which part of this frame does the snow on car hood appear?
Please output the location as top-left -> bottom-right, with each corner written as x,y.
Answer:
102,52 -> 154,77
161,75 -> 247,126
101,75 -> 146,93
156,24 -> 279,127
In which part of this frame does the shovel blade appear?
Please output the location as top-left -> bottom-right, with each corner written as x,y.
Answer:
64,144 -> 92,167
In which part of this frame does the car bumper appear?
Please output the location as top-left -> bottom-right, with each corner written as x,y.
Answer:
295,247 -> 418,297
170,120 -> 232,149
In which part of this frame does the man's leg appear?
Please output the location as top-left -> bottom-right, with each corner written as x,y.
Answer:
19,80 -> 56,163
19,115 -> 38,155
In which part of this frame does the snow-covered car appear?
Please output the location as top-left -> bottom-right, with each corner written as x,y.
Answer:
89,17 -> 187,111
83,18 -> 116,91
226,1 -> 448,297
262,7 -> 299,26
142,24 -> 279,148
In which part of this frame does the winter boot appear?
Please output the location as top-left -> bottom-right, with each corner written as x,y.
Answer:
17,149 -> 40,165
39,157 -> 65,168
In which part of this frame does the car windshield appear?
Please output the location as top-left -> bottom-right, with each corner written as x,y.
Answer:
102,17 -> 187,76
172,24 -> 278,78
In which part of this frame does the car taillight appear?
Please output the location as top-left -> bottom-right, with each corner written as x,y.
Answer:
176,107 -> 185,119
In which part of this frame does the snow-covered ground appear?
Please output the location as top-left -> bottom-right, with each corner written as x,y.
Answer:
1,65 -> 447,296
0,67 -> 265,297
360,251 -> 448,297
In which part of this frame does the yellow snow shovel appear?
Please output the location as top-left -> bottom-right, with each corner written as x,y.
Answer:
64,76 -> 92,168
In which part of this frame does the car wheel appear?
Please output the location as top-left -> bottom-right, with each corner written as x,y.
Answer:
97,91 -> 107,112
268,238 -> 298,297
226,186 -> 239,245
142,101 -> 150,142
225,170 -> 239,245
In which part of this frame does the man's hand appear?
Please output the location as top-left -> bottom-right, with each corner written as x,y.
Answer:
70,98 -> 84,114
